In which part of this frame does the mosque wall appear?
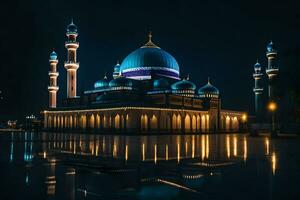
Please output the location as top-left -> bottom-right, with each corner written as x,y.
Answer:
43,107 -> 245,133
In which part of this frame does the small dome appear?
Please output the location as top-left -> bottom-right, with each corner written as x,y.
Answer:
49,51 -> 57,60
109,76 -> 133,88
267,41 -> 275,52
66,20 -> 78,33
153,78 -> 170,90
94,76 -> 109,89
198,79 -> 219,98
254,61 -> 261,69
114,63 -> 120,73
171,79 -> 196,91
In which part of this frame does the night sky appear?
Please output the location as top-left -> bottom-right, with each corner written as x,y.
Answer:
1,0 -> 300,121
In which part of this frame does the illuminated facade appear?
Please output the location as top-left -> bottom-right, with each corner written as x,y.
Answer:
43,20 -> 246,133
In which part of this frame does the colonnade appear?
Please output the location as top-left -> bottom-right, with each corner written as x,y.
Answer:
44,109 -> 241,132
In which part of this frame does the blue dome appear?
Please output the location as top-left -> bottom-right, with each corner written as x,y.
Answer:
94,76 -> 109,89
267,41 -> 275,52
109,76 -> 133,88
114,63 -> 120,73
171,79 -> 196,90
153,78 -> 170,90
120,35 -> 180,80
254,61 -> 262,71
49,51 -> 57,60
67,20 -> 78,33
198,80 -> 219,97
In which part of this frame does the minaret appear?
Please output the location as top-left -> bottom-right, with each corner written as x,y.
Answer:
253,60 -> 264,117
265,41 -> 279,100
64,19 -> 79,98
48,51 -> 59,108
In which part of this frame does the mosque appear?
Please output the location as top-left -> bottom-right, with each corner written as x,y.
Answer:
42,20 -> 246,133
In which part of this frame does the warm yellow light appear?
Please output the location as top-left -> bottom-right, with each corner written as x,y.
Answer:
242,114 -> 247,122
268,102 -> 277,112
271,152 -> 276,175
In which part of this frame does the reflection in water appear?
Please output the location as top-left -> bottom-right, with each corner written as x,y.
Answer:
265,137 -> 270,155
272,152 -> 277,175
1,132 -> 289,200
243,137 -> 247,162
226,135 -> 231,158
233,136 -> 237,157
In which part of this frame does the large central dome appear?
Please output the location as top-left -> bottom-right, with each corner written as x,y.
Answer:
120,33 -> 180,80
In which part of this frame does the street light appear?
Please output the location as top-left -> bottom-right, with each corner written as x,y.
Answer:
268,101 -> 277,137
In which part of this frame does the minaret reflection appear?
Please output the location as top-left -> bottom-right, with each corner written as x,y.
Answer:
177,136 -> 181,163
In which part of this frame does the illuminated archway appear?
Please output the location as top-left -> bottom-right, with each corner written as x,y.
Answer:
184,114 -> 191,132
172,114 -> 177,130
114,114 -> 120,129
177,114 -> 182,130
192,115 -> 197,132
53,116 -> 57,128
69,115 -> 73,129
96,114 -> 100,129
89,114 -> 95,129
150,115 -> 158,130
226,116 -> 231,131
197,115 -> 201,131
201,115 -> 206,132
206,115 -> 210,131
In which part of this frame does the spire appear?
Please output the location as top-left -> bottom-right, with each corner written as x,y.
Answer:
104,72 -> 107,79
71,18 -> 74,25
207,77 -> 210,84
186,73 -> 190,80
142,31 -> 160,48
116,60 -> 120,65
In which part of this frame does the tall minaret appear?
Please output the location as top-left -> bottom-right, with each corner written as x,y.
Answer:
265,41 -> 279,100
64,19 -> 79,98
253,60 -> 264,117
48,51 -> 59,108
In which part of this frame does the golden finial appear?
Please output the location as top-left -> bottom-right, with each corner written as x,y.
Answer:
208,77 -> 210,84
142,31 -> 160,49
148,31 -> 152,42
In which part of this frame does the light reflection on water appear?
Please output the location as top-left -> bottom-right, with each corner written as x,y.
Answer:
1,132 -> 299,200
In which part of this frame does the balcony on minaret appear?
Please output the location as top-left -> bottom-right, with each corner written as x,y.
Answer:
65,41 -> 79,49
64,61 -> 79,70
266,68 -> 279,78
48,71 -> 59,77
253,88 -> 263,94
48,86 -> 59,91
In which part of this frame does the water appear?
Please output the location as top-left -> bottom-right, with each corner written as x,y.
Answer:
0,132 -> 299,200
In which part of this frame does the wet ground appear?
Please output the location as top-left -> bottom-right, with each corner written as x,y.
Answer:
0,132 -> 299,200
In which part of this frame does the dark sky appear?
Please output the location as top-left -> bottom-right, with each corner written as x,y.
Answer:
1,0 -> 300,120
